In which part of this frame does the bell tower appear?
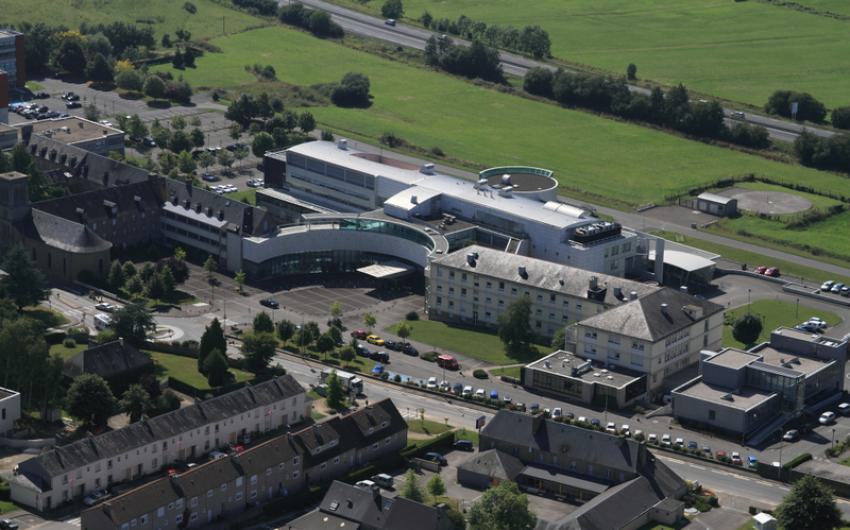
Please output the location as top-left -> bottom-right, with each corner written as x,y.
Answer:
0,171 -> 30,223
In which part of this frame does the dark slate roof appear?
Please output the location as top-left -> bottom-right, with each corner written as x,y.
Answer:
18,375 -> 304,485
555,476 -> 668,530
163,178 -> 269,236
32,179 -> 160,225
235,432 -> 301,477
173,457 -> 242,498
27,135 -> 148,188
578,288 -> 724,342
15,209 -> 112,253
285,509 -> 361,530
481,410 -> 643,474
309,481 -> 447,530
0,387 -> 18,400
458,449 -> 524,482
63,340 -> 152,379
83,477 -> 182,527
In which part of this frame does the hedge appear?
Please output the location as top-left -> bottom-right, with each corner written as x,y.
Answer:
401,431 -> 456,459
782,452 -> 812,470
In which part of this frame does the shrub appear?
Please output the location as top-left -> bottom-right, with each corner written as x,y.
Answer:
405,311 -> 419,321
472,369 -> 488,379
63,338 -> 77,349
67,326 -> 90,343
783,452 -> 812,470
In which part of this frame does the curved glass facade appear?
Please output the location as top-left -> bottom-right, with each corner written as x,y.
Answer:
338,218 -> 435,250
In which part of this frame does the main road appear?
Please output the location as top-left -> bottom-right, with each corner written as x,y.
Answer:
291,0 -> 835,143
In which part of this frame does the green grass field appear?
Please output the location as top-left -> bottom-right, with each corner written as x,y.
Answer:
0,500 -> 16,515
406,418 -> 452,435
490,366 -> 522,379
154,26 -> 848,209
722,300 -> 841,349
49,341 -> 88,360
653,230 -> 850,286
336,0 -> 850,108
386,320 -> 548,365
2,0 -> 267,41
150,351 -> 253,390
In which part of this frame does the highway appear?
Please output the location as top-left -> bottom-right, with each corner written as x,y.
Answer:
292,0 -> 835,143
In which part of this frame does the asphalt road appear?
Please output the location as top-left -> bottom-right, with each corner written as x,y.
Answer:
294,0 -> 835,143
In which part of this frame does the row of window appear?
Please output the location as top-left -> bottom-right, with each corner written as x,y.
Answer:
287,152 -> 376,190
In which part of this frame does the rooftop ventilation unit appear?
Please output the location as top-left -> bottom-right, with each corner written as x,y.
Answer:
501,174 -> 511,185
518,265 -> 528,279
337,138 -> 348,150
613,286 -> 623,299
466,253 -> 477,267
660,303 -> 669,315
630,291 -> 638,300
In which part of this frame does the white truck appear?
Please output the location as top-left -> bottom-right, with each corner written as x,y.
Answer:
321,368 -> 364,395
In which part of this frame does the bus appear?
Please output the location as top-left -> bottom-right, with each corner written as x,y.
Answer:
321,368 -> 364,395
436,354 -> 459,370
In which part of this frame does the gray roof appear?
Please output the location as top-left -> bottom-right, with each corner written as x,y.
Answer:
578,288 -> 724,342
164,178 -> 269,236
286,509 -> 361,530
27,135 -> 149,188
173,457 -> 242,498
458,449 -> 524,482
33,179 -> 160,225
63,340 -> 153,379
234,432 -> 301,477
555,476 -> 666,530
481,411 -> 643,474
520,465 -> 608,494
82,477 -> 182,527
432,245 -> 659,305
16,209 -> 112,253
18,375 -> 304,486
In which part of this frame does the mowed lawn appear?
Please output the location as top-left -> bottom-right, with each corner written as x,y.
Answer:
386,319 -> 549,365
156,26 -> 848,208
722,300 -> 841,349
340,0 -> 850,108
150,351 -> 253,390
1,0 -> 267,41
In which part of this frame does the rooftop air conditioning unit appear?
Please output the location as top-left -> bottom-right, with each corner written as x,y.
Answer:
337,138 -> 348,150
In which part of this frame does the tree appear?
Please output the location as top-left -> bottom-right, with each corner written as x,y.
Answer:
233,145 -> 249,169
551,326 -> 567,350
204,348 -> 230,387
177,150 -> 196,175
775,475 -> 842,530
1,245 -> 48,311
203,255 -> 217,280
86,53 -> 114,83
396,322 -> 411,344
299,112 -> 316,133
158,152 -> 178,174
84,103 -> 101,122
171,48 -> 185,69
235,270 -> 246,294
498,296 -> 535,357
198,151 -> 215,172
169,130 -> 193,154
229,123 -> 243,141
171,115 -> 187,131
53,37 -> 87,76
108,259 -> 126,291
143,75 -> 167,99
66,374 -> 117,427
331,72 -> 372,108
190,128 -> 205,148
277,319 -> 296,342
308,10 -> 334,36
382,0 -> 404,19
159,266 -> 176,297
199,318 -> 227,373
127,114 -> 148,140
427,474 -> 446,497
765,90 -> 827,123
112,304 -> 155,345
252,132 -> 275,158
217,149 -> 235,173
468,481 -> 535,530
253,311 -> 274,333
340,345 -> 356,362
161,33 -> 172,48
241,332 -> 277,373
363,312 -> 377,330
326,369 -> 344,410
831,106 -> 850,130
523,67 -> 553,98
421,11 -> 433,28
400,470 -> 424,502
329,301 -> 343,321
732,313 -> 763,346
116,68 -> 144,91
315,333 -> 336,358
120,384 -> 152,423
626,63 -> 637,80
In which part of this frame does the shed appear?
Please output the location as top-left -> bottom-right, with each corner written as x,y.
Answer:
696,192 -> 738,217
753,512 -> 777,530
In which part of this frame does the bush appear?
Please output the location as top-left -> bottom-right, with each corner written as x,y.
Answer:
420,351 -> 438,362
67,326 -> 90,343
472,369 -> 488,379
331,72 -> 372,107
832,107 -> 850,130
405,311 -> 419,321
63,338 -> 77,349
783,452 -> 812,470
765,90 -> 827,123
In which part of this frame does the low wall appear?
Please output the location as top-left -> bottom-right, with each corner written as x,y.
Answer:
782,284 -> 850,308
0,436 -> 55,449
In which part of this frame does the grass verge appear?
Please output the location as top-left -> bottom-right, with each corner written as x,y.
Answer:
49,342 -> 88,360
722,300 -> 841,349
149,351 -> 253,390
406,418 -> 452,436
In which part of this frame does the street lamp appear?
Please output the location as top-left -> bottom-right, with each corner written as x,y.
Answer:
832,428 -> 837,449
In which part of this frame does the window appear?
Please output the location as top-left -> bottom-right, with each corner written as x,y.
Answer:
320,463 -> 327,470
157,507 -> 165,517
207,489 -> 213,498
498,281 -> 505,290
221,483 -> 227,492
175,514 -> 183,524
250,475 -> 258,485
293,457 -> 299,465
140,515 -> 148,524
266,468 -> 272,476
708,409 -> 716,421
191,497 -> 198,508
334,457 -> 340,464
279,463 -> 285,470
190,513 -> 198,522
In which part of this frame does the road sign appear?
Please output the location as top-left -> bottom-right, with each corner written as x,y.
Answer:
791,101 -> 799,119
475,415 -> 486,430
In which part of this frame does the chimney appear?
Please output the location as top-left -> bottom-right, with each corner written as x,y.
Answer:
660,303 -> 669,315
466,253 -> 477,267
337,138 -> 348,150
629,291 -> 638,301
517,266 -> 527,279
589,276 -> 599,291
613,286 -> 622,299
680,285 -> 689,294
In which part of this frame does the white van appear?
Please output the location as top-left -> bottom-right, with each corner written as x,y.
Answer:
93,313 -> 112,330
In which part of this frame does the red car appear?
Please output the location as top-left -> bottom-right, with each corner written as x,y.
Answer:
765,267 -> 780,277
350,329 -> 368,339
754,266 -> 768,274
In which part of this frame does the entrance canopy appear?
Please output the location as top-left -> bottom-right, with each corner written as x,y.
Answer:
356,262 -> 415,280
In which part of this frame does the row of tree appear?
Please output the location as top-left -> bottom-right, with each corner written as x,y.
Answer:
278,3 -> 344,38
425,36 -> 503,83
524,68 -> 771,149
422,12 -> 551,59
116,64 -> 193,103
225,92 -> 318,155
794,131 -> 850,173
231,0 -> 278,16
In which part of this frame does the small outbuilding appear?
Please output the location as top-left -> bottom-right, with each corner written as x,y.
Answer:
753,512 -> 777,530
63,339 -> 153,386
695,192 -> 738,217
457,449 -> 523,490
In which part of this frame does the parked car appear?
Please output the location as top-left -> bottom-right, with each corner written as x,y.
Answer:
423,452 -> 447,466
385,18 -> 396,26
371,364 -> 384,375
832,283 -> 845,293
384,340 -> 401,351
202,173 -> 219,182
702,445 -> 712,455
426,377 -> 438,390
474,388 -> 485,400
674,437 -> 684,447
731,452 -> 743,465
452,383 -> 463,395
351,329 -> 368,339
731,111 -> 746,119
66,100 -> 81,109
577,415 -> 587,424
83,489 -> 110,506
143,137 -> 157,147
765,267 -> 780,277
489,390 -> 499,400
748,455 -> 759,468
552,407 -> 563,419
648,433 -> 658,444
782,429 -> 800,442
620,424 -> 631,437
453,440 -> 474,452
838,403 -> 850,416
529,403 -> 540,413
754,266 -> 768,274
807,317 -> 827,330
401,343 -> 419,356
95,302 -> 117,312
0,519 -> 20,530
590,418 -> 601,427
259,298 -> 279,309
461,385 -> 473,398
355,480 -> 377,490
821,280 -> 835,291
370,351 -> 389,363
661,434 -> 672,447
820,411 -> 837,425
366,334 -> 385,346
371,473 -> 394,489
605,422 -> 617,434
209,450 -> 227,460
503,395 -> 512,404
687,441 -> 698,450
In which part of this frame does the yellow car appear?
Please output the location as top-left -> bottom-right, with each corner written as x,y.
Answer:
366,334 -> 385,346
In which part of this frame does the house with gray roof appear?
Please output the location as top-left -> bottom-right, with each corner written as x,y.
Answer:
456,448 -> 524,490
63,339 -> 153,383
12,375 -> 306,511
471,410 -> 685,529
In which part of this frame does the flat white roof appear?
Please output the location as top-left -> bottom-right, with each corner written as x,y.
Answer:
649,249 -> 716,273
382,185 -> 442,212
285,141 -> 590,230
357,263 -> 414,279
